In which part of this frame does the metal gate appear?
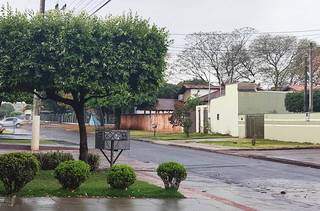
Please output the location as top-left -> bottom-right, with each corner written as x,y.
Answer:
246,115 -> 264,138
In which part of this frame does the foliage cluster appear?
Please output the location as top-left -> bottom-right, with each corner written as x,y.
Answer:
0,153 -> 39,194
34,152 -> 74,170
54,160 -> 90,191
285,91 -> 320,112
106,164 -> 136,189
156,162 -> 187,191
169,97 -> 202,137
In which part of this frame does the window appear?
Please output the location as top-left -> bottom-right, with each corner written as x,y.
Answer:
217,114 -> 220,120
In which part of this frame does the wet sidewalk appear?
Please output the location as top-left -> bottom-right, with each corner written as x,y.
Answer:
226,148 -> 320,168
0,197 -> 247,211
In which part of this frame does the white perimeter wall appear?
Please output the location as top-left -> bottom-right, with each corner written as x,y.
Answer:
265,113 -> 320,144
196,105 -> 208,133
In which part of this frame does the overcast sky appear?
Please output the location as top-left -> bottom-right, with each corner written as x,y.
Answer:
2,0 -> 320,82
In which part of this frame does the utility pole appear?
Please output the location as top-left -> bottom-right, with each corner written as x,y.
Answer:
308,42 -> 313,112
40,0 -> 45,14
304,57 -> 309,112
207,71 -> 211,134
32,0 -> 45,151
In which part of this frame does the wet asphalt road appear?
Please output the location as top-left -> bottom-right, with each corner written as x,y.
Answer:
21,126 -> 320,210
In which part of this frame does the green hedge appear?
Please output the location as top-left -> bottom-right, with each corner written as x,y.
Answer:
54,160 -> 90,191
156,162 -> 187,191
106,164 -> 136,189
0,153 -> 39,195
34,152 -> 74,170
285,91 -> 320,112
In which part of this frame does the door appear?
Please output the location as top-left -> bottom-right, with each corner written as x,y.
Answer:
246,115 -> 264,139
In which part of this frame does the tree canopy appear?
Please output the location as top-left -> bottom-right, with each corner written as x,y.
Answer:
174,28 -> 319,89
0,10 -> 169,160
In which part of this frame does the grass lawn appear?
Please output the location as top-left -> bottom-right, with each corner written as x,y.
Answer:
199,139 -> 320,149
0,139 -> 58,145
130,130 -> 229,141
0,170 -> 183,198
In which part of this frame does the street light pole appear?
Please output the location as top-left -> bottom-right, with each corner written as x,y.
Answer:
32,0 -> 45,151
308,42 -> 313,112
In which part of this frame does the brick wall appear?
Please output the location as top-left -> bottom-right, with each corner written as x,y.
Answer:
120,114 -> 182,132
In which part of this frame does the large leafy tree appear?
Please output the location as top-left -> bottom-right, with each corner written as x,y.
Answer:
0,10 -> 169,161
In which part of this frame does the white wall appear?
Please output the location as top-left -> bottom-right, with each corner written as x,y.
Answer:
265,113 -> 320,144
208,83 -> 288,137
196,105 -> 208,133
210,84 -> 239,136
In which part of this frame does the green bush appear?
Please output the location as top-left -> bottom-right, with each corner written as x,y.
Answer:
156,162 -> 187,191
106,164 -> 136,189
54,160 -> 90,191
87,153 -> 100,171
285,91 -> 320,112
10,111 -> 23,117
0,102 -> 15,118
34,152 -> 74,170
0,152 -> 39,195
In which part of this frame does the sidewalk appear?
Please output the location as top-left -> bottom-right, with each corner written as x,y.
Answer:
134,138 -> 320,169
0,197 -> 249,211
226,148 -> 320,169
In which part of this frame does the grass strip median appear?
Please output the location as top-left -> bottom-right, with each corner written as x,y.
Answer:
0,170 -> 184,198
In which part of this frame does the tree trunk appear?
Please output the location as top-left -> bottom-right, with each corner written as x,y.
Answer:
114,107 -> 121,129
97,106 -> 105,126
74,103 -> 88,162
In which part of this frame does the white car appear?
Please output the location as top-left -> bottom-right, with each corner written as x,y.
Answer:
0,117 -> 24,128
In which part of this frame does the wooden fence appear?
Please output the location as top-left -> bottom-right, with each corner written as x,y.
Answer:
120,113 -> 182,132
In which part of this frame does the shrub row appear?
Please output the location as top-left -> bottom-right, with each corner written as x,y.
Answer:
34,152 -> 74,170
0,152 -> 187,194
34,152 -> 100,172
285,91 -> 320,112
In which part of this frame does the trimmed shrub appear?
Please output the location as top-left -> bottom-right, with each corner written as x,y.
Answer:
156,162 -> 187,191
34,152 -> 74,170
106,164 -> 136,189
54,160 -> 90,191
0,152 -> 39,195
87,153 -> 100,171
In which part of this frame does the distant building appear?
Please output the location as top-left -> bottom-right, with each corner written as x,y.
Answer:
282,84 -> 320,92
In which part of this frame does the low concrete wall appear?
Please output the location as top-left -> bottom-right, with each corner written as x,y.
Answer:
265,113 -> 320,144
120,114 -> 182,132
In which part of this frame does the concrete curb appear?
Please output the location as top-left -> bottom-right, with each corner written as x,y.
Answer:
132,138 -> 320,169
0,143 -> 78,151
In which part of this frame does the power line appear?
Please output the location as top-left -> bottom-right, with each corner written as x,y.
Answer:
170,28 -> 320,36
68,0 -> 81,8
73,0 -> 89,11
90,0 -> 112,16
79,0 -> 98,12
87,0 -> 105,13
